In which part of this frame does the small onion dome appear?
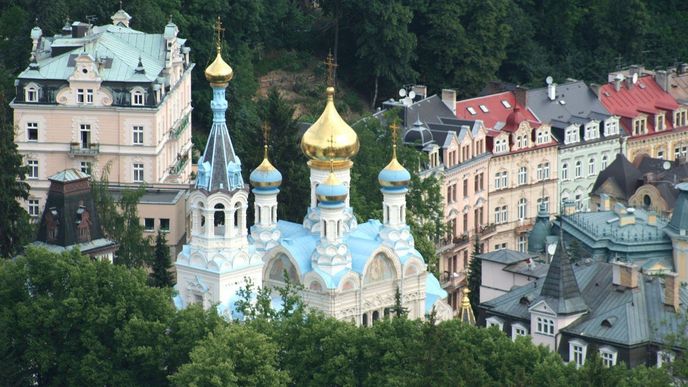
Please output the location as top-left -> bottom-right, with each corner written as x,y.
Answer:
250,157 -> 282,190
504,105 -> 526,131
300,87 -> 360,170
378,158 -> 411,189
205,50 -> 233,85
316,171 -> 347,204
403,118 -> 433,146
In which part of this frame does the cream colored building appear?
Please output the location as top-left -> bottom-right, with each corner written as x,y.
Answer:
12,8 -> 193,251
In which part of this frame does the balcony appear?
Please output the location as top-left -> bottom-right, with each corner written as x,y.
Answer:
170,112 -> 190,140
69,142 -> 99,157
478,223 -> 497,237
514,219 -> 534,235
438,233 -> 470,253
440,270 -> 466,291
169,154 -> 189,176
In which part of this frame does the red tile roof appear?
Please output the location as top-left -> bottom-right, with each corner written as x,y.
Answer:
598,76 -> 680,135
455,91 -> 539,130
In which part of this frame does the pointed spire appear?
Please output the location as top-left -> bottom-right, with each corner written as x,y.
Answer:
537,230 -> 587,315
135,56 -> 145,74
458,288 -> 476,324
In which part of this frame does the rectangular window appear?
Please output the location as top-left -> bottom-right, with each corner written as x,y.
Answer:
133,163 -> 144,183
600,349 -> 617,367
80,124 -> 91,149
502,206 -> 508,223
160,218 -> 170,232
572,345 -> 585,368
86,89 -> 94,104
26,87 -> 38,102
80,161 -> 92,175
463,179 -> 468,197
133,92 -> 144,106
27,160 -> 38,179
133,125 -> 144,145
77,88 -> 85,103
144,218 -> 155,231
518,234 -> 527,252
27,122 -> 38,141
536,316 -> 554,335
28,199 -> 40,217
656,114 -> 665,132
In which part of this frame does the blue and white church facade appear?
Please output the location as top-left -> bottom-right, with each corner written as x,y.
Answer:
174,41 -> 451,324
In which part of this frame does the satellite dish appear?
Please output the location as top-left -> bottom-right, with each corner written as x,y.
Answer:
632,73 -> 638,84
546,76 -> 553,85
547,243 -> 557,256
663,161 -> 671,170
408,91 -> 416,99
398,88 -> 407,97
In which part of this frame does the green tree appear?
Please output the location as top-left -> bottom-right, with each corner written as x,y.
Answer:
150,230 -> 174,287
0,247 -> 176,385
170,323 -> 289,387
467,235 -> 482,312
0,92 -> 32,258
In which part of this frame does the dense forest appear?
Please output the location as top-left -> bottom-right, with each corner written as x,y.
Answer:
0,248 -> 680,386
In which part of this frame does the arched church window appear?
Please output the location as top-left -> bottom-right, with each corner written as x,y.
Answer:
364,254 -> 396,283
268,254 -> 299,283
372,310 -> 380,323
214,204 -> 225,236
233,202 -> 241,228
362,313 -> 368,327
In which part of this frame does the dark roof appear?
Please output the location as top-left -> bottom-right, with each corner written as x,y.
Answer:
669,183 -> 688,233
403,95 -> 455,127
197,119 -> 242,192
528,203 -> 551,254
592,153 -> 643,200
403,119 -> 434,146
477,249 -> 536,265
535,236 -> 588,315
526,81 -> 611,126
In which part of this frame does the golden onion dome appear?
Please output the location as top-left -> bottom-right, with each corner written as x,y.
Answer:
300,87 -> 360,170
249,156 -> 282,189
378,157 -> 411,188
205,50 -> 233,85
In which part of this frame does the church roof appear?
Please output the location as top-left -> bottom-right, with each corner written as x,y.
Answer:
592,153 -> 642,200
196,115 -> 242,192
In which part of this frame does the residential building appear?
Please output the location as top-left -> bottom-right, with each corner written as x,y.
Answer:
12,8 -> 193,253
596,71 -> 688,163
456,90 -> 559,253
609,63 -> 688,105
477,249 -> 548,304
590,154 -> 688,216
174,40 -> 452,324
526,80 -> 621,211
480,236 -> 688,368
31,169 -> 117,261
374,90 -> 491,314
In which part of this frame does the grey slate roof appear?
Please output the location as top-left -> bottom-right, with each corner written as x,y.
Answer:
477,249 -> 536,265
483,260 -> 688,347
528,203 -> 551,254
535,236 -> 588,315
196,120 -> 242,192
527,81 -> 611,126
668,183 -> 688,233
592,154 -> 643,200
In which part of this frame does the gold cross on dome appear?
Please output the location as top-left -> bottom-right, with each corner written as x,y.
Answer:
389,121 -> 400,145
262,122 -> 271,158
214,16 -> 224,52
324,51 -> 337,87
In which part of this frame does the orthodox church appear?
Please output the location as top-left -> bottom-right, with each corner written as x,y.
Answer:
174,20 -> 451,325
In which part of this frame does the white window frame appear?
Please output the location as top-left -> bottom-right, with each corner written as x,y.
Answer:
588,158 -> 595,176
131,88 -> 146,106
656,113 -> 665,132
133,125 -> 144,145
535,316 -> 554,336
657,150 -> 665,160
28,199 -> 40,217
575,161 -> 582,178
518,234 -> 527,252
25,83 -> 39,102
584,122 -> 598,140
77,88 -> 85,104
518,198 -> 527,220
601,155 -> 608,170
133,163 -> 144,183
486,316 -> 503,330
569,339 -> 587,368
511,323 -> 528,341
27,122 -> 38,141
599,346 -> 618,367
543,162 -> 550,179
634,117 -> 647,135
80,161 -> 92,175
27,160 -> 38,179
657,350 -> 675,368
561,163 -> 568,180
604,119 -> 618,136
86,89 -> 94,104
518,166 -> 527,185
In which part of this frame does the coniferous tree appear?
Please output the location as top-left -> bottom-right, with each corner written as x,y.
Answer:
467,235 -> 483,312
0,92 -> 32,258
150,231 -> 174,287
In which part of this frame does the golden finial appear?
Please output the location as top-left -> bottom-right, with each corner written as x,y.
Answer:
262,122 -> 270,160
390,120 -> 400,160
459,288 -> 476,325
214,16 -> 224,53
324,51 -> 337,88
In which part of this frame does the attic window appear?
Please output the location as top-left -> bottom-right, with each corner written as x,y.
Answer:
601,316 -> 617,328
501,100 -> 512,108
479,105 -> 489,113
519,296 -> 530,305
467,107 -> 477,115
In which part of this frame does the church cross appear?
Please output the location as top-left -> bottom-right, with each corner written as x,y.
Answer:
214,16 -> 224,52
389,121 -> 399,159
262,122 -> 271,159
324,51 -> 337,87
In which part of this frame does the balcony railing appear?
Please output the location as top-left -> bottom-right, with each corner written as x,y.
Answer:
440,270 -> 466,290
170,112 -> 190,139
69,142 -> 99,157
169,154 -> 189,175
478,223 -> 496,236
514,219 -> 535,234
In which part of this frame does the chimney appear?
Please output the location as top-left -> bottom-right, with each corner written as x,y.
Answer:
680,63 -> 688,74
664,272 -> 680,312
71,22 -> 90,38
514,86 -> 528,107
656,70 -> 670,92
441,89 -> 456,115
548,83 -> 556,101
612,261 -> 639,288
613,74 -> 623,92
412,85 -> 427,100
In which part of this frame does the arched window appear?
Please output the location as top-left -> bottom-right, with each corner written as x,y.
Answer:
213,204 -> 225,236
575,161 -> 582,178
562,163 -> 569,180
132,90 -> 145,106
518,198 -> 527,219
25,84 -> 39,102
233,202 -> 241,228
601,155 -> 608,170
362,313 -> 368,327
372,310 -> 380,323
588,158 -> 595,176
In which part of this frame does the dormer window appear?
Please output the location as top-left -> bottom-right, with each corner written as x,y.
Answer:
132,90 -> 144,106
565,126 -> 579,144
633,117 -> 647,135
24,83 -> 39,102
604,118 -> 618,136
656,113 -> 665,132
536,130 -> 549,144
674,109 -> 687,128
495,138 -> 508,153
584,122 -> 599,140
